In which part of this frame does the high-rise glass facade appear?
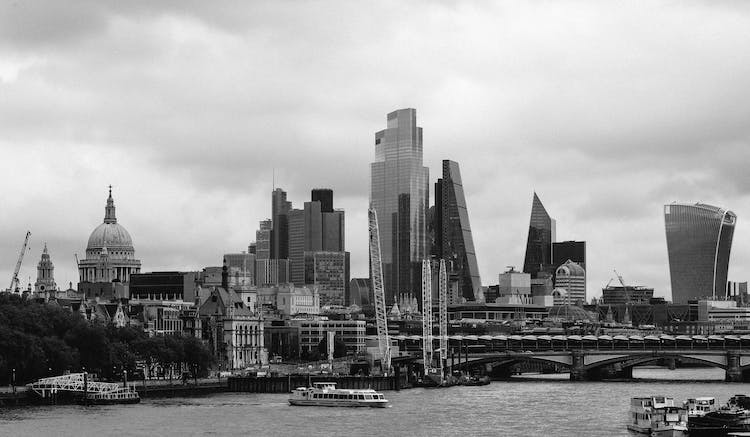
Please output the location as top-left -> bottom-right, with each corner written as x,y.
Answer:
664,203 -> 736,303
523,192 -> 556,277
434,160 -> 482,300
370,108 -> 429,304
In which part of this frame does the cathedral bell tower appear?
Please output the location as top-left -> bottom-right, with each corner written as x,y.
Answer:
34,243 -> 57,294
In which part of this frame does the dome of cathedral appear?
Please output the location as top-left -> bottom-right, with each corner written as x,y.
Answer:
87,222 -> 133,250
85,187 -> 134,252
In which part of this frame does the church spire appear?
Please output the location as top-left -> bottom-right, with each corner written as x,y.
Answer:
104,185 -> 117,224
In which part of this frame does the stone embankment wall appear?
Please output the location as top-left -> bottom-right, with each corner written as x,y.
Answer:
228,375 -> 400,393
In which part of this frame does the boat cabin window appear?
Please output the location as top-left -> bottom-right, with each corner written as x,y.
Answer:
358,395 -> 365,400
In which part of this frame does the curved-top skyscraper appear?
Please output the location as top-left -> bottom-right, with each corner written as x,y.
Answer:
370,109 -> 429,305
664,202 -> 736,303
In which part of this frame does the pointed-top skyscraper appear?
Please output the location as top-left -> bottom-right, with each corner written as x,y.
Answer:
370,108 -> 429,305
434,160 -> 481,300
523,192 -> 556,278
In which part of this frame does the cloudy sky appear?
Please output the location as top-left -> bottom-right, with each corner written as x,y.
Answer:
2,1 -> 750,300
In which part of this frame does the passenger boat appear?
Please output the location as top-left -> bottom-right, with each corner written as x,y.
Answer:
685,397 -> 717,417
688,395 -> 750,437
288,382 -> 389,408
627,396 -> 688,437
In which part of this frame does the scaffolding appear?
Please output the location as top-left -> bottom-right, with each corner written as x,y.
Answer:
422,259 -> 433,371
438,259 -> 448,382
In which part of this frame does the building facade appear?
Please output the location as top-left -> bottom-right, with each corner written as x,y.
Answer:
601,285 -> 655,306
434,160 -> 482,301
552,240 -> 586,271
292,319 -> 366,355
523,192 -> 556,278
553,260 -> 586,305
370,108 -> 429,305
664,203 -> 736,303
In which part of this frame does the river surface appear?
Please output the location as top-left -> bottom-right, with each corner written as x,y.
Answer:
1,367 -> 747,436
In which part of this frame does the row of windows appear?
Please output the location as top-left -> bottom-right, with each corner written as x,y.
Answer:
312,393 -> 383,400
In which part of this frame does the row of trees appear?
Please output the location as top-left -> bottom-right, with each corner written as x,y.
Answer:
0,294 -> 213,385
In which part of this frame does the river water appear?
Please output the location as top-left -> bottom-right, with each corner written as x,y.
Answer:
1,368 -> 748,437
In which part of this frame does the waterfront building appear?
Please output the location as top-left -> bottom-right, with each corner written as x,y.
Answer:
664,202 -> 736,303
601,284 -> 654,306
553,260 -> 586,305
34,243 -> 57,295
198,287 -> 266,369
78,187 -> 142,285
523,192 -> 556,278
370,108 -> 429,305
552,240 -> 586,271
291,318 -> 366,356
434,159 -> 482,300
447,302 -> 548,322
129,271 -> 200,303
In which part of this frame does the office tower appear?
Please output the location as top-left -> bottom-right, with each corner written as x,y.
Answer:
308,251 -> 348,307
311,188 -> 333,213
255,219 -> 272,260
523,192 -> 556,278
434,160 -> 482,300
554,260 -> 586,305
552,241 -> 586,271
271,188 -> 292,259
224,252 -> 256,287
664,202 -> 736,303
288,189 -> 346,285
370,108 -> 429,305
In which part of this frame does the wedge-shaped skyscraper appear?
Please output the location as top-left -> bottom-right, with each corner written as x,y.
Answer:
523,192 -> 556,278
665,203 -> 736,304
435,160 -> 481,300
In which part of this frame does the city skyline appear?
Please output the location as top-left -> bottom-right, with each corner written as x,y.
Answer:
2,2 -> 750,301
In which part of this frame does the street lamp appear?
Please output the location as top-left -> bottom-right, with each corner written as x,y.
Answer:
123,369 -> 127,389
11,368 -> 16,395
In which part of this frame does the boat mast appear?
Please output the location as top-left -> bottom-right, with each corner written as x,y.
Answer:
368,207 -> 391,375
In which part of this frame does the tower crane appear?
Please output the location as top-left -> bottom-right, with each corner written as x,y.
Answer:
368,207 -> 391,375
438,259 -> 448,383
9,231 -> 31,293
421,259 -> 433,373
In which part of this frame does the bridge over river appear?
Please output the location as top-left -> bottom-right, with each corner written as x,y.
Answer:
391,333 -> 750,382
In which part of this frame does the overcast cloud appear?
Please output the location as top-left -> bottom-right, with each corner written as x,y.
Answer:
2,1 -> 750,300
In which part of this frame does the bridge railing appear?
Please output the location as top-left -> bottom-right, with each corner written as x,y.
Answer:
391,334 -> 749,353
28,373 -> 122,396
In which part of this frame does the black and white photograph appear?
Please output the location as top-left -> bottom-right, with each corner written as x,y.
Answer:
2,1 -> 750,436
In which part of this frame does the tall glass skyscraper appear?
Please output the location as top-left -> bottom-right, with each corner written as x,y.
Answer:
523,192 -> 556,278
434,160 -> 482,300
370,108 -> 429,305
664,202 -> 736,303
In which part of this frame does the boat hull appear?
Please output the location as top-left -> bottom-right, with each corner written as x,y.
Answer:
288,399 -> 388,408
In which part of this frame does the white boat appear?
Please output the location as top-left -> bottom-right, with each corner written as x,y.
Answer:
288,382 -> 389,408
685,397 -> 717,417
627,396 -> 688,437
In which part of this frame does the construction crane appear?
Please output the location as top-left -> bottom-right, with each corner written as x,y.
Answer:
614,269 -> 627,288
438,259 -> 448,383
421,259 -> 433,373
9,231 -> 31,293
368,207 -> 391,375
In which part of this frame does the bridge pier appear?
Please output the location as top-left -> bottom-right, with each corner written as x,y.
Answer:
570,351 -> 588,381
726,351 -> 742,382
